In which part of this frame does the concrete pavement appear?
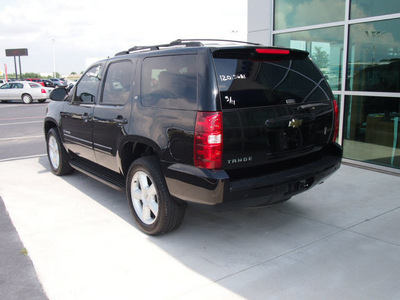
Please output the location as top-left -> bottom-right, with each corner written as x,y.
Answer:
0,157 -> 399,299
0,196 -> 47,300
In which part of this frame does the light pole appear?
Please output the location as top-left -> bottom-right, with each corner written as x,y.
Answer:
52,38 -> 56,78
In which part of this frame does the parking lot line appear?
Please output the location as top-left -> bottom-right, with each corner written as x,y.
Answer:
0,154 -> 47,163
0,121 -> 43,126
0,135 -> 43,141
0,104 -> 22,108
0,116 -> 43,121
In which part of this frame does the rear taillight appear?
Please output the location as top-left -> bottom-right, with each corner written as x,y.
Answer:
194,112 -> 223,169
333,100 -> 339,142
41,89 -> 46,94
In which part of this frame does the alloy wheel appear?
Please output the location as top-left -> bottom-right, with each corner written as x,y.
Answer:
130,171 -> 159,225
48,135 -> 60,170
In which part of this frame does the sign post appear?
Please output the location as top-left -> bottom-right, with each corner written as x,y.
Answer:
5,48 -> 28,80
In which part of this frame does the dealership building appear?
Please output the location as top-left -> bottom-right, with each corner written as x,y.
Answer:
248,0 -> 400,173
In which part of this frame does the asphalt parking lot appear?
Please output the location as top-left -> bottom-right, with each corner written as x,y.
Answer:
1,102 -> 400,299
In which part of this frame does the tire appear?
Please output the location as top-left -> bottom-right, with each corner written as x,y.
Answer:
22,94 -> 33,104
126,156 -> 185,235
46,128 -> 74,175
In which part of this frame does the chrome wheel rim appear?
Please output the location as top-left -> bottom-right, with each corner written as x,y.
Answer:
22,95 -> 31,104
130,171 -> 159,225
48,135 -> 60,169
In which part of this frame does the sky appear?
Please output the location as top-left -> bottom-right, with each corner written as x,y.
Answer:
0,0 -> 248,76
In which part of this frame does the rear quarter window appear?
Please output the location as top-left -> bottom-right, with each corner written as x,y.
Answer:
214,57 -> 333,109
140,54 -> 197,110
29,83 -> 40,88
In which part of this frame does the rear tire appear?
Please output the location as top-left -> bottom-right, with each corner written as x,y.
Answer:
46,128 -> 74,175
22,94 -> 33,104
126,156 -> 185,235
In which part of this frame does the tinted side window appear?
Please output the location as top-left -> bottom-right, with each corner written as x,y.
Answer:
102,60 -> 133,105
141,55 -> 197,110
214,58 -> 333,109
11,83 -> 23,89
75,65 -> 102,103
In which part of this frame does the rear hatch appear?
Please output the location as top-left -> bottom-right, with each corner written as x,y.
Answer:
212,47 -> 337,170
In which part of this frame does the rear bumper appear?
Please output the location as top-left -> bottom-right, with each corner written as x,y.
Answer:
163,144 -> 342,209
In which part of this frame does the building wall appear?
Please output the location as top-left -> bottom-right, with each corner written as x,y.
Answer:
248,0 -> 272,46
248,0 -> 400,172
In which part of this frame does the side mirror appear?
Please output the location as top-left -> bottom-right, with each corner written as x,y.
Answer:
50,88 -> 68,101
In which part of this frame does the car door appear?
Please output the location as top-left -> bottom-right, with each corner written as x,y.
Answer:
92,59 -> 136,173
0,83 -> 11,100
8,82 -> 24,100
60,64 -> 103,163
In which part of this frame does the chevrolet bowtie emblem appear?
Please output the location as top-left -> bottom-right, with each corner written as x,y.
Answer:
288,118 -> 303,128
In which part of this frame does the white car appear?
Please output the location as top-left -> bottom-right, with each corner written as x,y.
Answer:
0,81 -> 54,104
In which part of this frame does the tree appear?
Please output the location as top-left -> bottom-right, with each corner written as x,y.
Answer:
311,46 -> 329,69
23,72 -> 41,79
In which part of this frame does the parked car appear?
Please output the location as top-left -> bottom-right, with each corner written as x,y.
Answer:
33,79 -> 46,87
0,81 -> 53,104
25,78 -> 43,86
59,78 -> 68,86
50,78 -> 67,87
42,79 -> 55,88
44,39 -> 342,235
0,79 -> 8,84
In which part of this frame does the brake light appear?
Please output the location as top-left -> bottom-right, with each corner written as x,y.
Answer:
333,100 -> 339,142
41,89 -> 46,94
256,48 -> 290,55
194,112 -> 223,169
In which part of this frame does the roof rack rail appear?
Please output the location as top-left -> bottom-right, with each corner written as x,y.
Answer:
171,39 -> 261,46
115,39 -> 261,56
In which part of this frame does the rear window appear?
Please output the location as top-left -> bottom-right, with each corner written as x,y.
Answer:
214,56 -> 333,109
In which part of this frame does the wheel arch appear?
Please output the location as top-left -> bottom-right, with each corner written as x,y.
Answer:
120,137 -> 163,176
44,119 -> 59,138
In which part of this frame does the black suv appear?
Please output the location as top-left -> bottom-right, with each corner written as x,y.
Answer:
44,39 -> 342,235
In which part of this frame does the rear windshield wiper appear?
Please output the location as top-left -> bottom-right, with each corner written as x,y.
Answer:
297,103 -> 329,111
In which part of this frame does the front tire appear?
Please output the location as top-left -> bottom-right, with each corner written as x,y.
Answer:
127,156 -> 185,235
22,94 -> 33,104
46,128 -> 73,175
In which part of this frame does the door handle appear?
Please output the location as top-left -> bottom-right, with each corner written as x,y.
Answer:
82,113 -> 91,122
113,116 -> 128,126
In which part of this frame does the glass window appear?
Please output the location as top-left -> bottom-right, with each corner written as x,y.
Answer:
75,65 -> 102,103
11,83 -> 23,89
347,19 -> 400,92
274,0 -> 345,30
274,26 -> 344,90
351,0 -> 400,19
141,55 -> 197,110
0,84 -> 10,89
214,56 -> 333,109
102,60 -> 133,105
343,95 -> 400,169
